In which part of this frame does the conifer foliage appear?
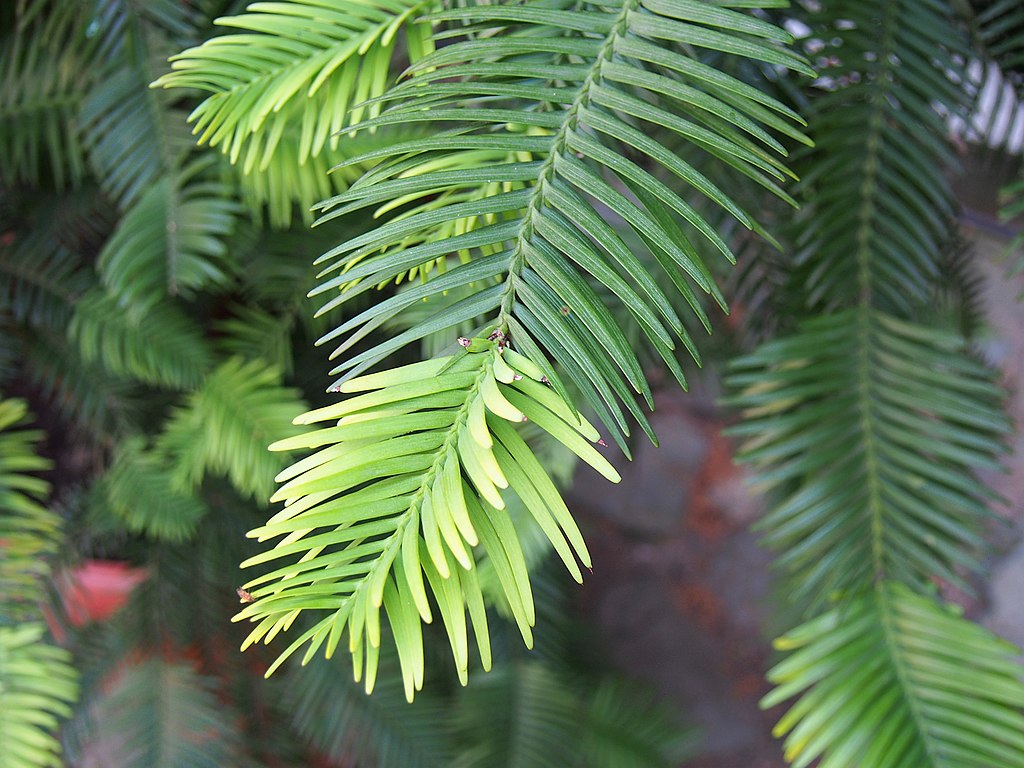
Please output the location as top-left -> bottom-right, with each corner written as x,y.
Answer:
159,0 -> 812,696
2,0 -> 1023,766
727,2 -> 1024,765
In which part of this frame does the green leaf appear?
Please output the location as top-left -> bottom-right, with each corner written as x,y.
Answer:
0,398 -> 58,616
725,4 -> 1024,766
309,0 -> 807,446
20,332 -> 140,439
766,584 -> 1024,768
152,0 -> 435,170
157,356 -> 307,502
452,661 -> 696,768
0,624 -> 79,768
728,310 -> 1008,604
238,344 -> 618,694
97,162 -> 240,314
0,228 -> 94,331
98,437 -> 209,542
69,290 -> 214,390
787,0 -> 967,314
0,5 -> 95,187
282,649 -> 451,767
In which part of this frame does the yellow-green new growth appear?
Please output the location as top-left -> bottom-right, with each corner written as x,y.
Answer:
237,341 -> 615,700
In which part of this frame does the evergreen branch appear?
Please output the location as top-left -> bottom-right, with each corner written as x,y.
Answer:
231,136 -> 346,229
765,583 -> 1024,768
80,0 -> 200,211
20,331 -> 141,440
232,124 -> 428,227
311,0 -> 811,440
97,160 -> 241,314
156,356 -> 307,502
577,678 -> 697,768
0,624 -> 79,768
69,290 -> 215,390
237,345 -> 615,695
80,66 -> 194,210
236,0 -> 809,695
0,399 -> 78,768
791,0 -> 966,313
0,4 -> 94,187
0,398 -> 57,616
0,228 -> 94,332
151,0 -> 436,169
728,3 -> 1024,764
728,310 -> 1007,606
451,661 -> 583,768
80,658 -> 244,768
97,436 -> 210,542
215,303 -> 297,375
452,662 -> 695,768
283,651 -> 452,768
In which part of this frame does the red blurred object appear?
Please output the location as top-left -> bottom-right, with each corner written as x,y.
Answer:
59,560 -> 149,626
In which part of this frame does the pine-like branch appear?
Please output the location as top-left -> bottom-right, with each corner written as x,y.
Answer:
728,310 -> 1007,605
78,658 -> 244,768
0,399 -> 78,768
226,0 -> 809,693
0,624 -> 79,768
765,584 -> 1024,768
238,347 -> 613,696
97,160 -> 241,313
728,2 -> 1024,764
69,290 -> 214,390
151,0 -> 436,170
97,436 -> 210,542
156,356 -> 307,502
0,398 -> 57,615
0,5 -> 95,187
